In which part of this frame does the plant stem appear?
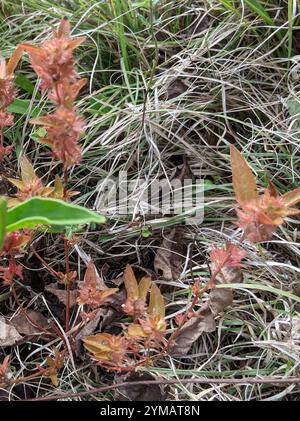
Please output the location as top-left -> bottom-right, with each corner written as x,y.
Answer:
64,235 -> 71,333
30,246 -> 60,279
0,127 -> 3,149
62,166 -> 71,333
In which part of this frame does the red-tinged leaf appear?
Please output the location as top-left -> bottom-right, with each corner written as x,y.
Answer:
138,276 -> 151,302
83,333 -> 128,365
67,36 -> 86,51
230,145 -> 259,203
210,243 -> 247,269
6,46 -> 23,75
0,59 -> 6,79
57,17 -> 71,38
30,115 -> 61,127
127,323 -> 148,338
71,78 -> 87,96
148,283 -> 165,318
282,187 -> 300,207
20,43 -> 44,57
285,207 -> 300,216
77,262 -> 118,307
256,211 -> 278,225
0,355 -> 10,366
83,333 -> 112,353
84,261 -> 107,290
0,355 -> 10,380
268,180 -> 278,197
124,264 -> 139,300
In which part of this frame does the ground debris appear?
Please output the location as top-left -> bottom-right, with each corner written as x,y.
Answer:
154,227 -> 186,281
114,372 -> 165,401
0,316 -> 22,347
170,264 -> 243,356
45,283 -> 78,308
10,309 -> 50,337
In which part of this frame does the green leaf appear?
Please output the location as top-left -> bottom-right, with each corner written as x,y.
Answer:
141,226 -> 152,238
0,197 -> 7,249
287,98 -> 300,118
30,127 -> 48,142
15,75 -> 40,97
7,197 -> 106,232
7,99 -> 40,118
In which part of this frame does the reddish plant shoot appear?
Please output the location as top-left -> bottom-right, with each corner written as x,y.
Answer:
230,145 -> 300,242
77,261 -> 118,308
210,243 -> 247,270
123,264 -> 151,318
22,17 -> 85,92
22,17 -> 87,168
83,333 -> 131,367
0,47 -> 22,159
0,259 -> 23,285
38,349 -> 65,387
7,157 -> 54,206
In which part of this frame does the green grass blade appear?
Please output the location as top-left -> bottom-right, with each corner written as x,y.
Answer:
244,0 -> 274,26
288,0 -> 294,59
217,283 -> 300,304
219,0 -> 241,15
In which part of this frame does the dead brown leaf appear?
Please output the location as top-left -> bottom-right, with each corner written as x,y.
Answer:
0,316 -> 22,346
209,264 -> 243,315
154,227 -> 186,281
45,283 -> 78,308
77,307 -> 120,340
10,310 -> 50,337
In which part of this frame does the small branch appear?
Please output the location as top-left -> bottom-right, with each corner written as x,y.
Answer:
30,246 -> 60,279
